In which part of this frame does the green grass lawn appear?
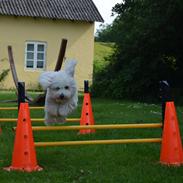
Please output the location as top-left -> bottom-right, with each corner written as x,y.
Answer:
94,42 -> 115,72
0,92 -> 183,182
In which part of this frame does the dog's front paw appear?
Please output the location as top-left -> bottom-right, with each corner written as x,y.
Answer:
44,118 -> 56,126
44,116 -> 66,125
55,116 -> 66,124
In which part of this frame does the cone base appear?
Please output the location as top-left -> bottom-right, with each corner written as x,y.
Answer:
160,161 -> 183,167
4,165 -> 43,172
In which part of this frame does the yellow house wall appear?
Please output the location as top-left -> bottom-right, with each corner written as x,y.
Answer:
0,16 -> 95,90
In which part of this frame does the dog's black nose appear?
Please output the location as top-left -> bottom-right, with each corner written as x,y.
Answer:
59,93 -> 64,99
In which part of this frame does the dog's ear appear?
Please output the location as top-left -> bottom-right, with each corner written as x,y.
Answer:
39,71 -> 56,90
64,60 -> 77,77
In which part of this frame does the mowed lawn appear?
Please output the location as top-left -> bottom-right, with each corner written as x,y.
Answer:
0,91 -> 183,182
94,42 -> 115,72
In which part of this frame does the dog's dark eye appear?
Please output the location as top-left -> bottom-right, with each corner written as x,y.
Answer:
55,87 -> 60,90
65,86 -> 69,90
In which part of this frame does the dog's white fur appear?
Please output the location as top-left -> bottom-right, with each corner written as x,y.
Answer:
39,60 -> 78,125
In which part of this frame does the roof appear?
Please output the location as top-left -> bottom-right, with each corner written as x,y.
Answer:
0,0 -> 104,22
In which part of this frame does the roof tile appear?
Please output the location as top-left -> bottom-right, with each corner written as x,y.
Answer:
0,0 -> 104,22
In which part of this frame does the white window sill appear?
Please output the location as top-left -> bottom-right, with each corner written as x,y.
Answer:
24,68 -> 46,72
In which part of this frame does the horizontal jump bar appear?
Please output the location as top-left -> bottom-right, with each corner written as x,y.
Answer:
0,106 -> 44,110
0,118 -> 80,123
21,123 -> 162,131
35,138 -> 162,147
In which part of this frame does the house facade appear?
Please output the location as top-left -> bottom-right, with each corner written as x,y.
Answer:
0,0 -> 103,90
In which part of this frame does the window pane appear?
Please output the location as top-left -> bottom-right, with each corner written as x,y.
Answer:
37,61 -> 43,68
37,44 -> 44,51
37,53 -> 44,60
25,42 -> 46,70
27,52 -> 34,59
26,60 -> 34,68
27,44 -> 34,51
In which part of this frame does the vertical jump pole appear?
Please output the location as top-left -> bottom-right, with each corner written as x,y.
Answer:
18,82 -> 25,110
84,80 -> 89,93
159,80 -> 172,126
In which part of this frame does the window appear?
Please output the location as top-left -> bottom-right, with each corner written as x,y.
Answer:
25,42 -> 46,70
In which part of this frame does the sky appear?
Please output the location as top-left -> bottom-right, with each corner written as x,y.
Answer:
92,0 -> 122,33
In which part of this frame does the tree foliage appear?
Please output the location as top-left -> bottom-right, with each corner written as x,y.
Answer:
92,0 -> 183,101
95,24 -> 116,42
0,59 -> 10,83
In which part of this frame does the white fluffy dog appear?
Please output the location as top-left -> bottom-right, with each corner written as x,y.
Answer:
39,60 -> 78,125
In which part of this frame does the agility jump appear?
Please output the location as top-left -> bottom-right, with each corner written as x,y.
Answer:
1,81 -> 183,172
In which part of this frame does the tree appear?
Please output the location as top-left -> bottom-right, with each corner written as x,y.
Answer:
92,0 -> 183,101
95,24 -> 116,42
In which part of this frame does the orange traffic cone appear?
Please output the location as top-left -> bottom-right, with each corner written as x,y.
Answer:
4,103 -> 42,172
79,93 -> 95,134
160,101 -> 183,166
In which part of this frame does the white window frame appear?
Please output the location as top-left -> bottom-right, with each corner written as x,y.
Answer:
25,41 -> 47,71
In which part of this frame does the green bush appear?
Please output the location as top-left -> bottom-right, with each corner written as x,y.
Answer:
0,69 -> 10,83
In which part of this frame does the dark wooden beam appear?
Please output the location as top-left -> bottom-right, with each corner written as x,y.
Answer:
54,39 -> 68,71
8,46 -> 19,90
